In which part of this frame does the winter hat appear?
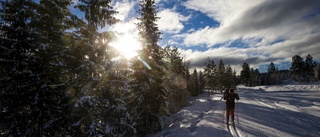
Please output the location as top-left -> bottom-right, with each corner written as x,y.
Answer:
229,88 -> 234,92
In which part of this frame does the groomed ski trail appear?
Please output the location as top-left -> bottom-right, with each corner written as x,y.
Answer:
150,84 -> 320,137
227,124 -> 241,137
150,93 -> 243,137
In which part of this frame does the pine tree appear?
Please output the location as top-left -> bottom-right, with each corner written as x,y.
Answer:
274,68 -> 281,84
314,63 -> 320,81
305,54 -> 316,81
199,71 -> 205,94
1,1 -> 38,135
163,45 -> 189,112
129,0 -> 168,135
249,68 -> 261,86
217,59 -> 225,91
233,70 -> 239,86
189,69 -> 199,96
240,62 -> 251,86
267,62 -> 276,85
30,1 -> 78,135
290,55 -> 305,82
0,0 -> 76,135
254,69 -> 261,86
203,58 -> 216,90
67,0 -> 133,136
268,62 -> 276,74
163,45 -> 188,77
225,65 -> 235,88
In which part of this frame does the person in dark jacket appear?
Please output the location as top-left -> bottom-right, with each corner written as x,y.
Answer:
224,88 -> 239,125
220,87 -> 230,101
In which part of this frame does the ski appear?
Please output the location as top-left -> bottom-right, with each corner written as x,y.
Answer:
225,122 -> 235,126
230,124 -> 240,137
226,123 -> 231,134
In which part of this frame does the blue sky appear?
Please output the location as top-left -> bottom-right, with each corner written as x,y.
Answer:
71,0 -> 320,73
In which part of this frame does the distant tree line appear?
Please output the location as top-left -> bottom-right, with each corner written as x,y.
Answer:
0,0 -> 203,136
239,54 -> 320,86
202,58 -> 237,91
290,54 -> 319,82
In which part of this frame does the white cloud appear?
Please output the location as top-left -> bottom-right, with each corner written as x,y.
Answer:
182,0 -> 267,46
184,0 -> 262,24
179,0 -> 320,71
180,31 -> 320,73
183,0 -> 320,47
155,0 -> 161,4
113,1 -> 136,21
157,9 -> 190,33
109,19 -> 139,35
183,26 -> 220,46
187,28 -> 196,33
179,47 -> 252,73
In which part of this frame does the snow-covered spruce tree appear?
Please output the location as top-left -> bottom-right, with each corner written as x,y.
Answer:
0,1 -> 37,135
28,0 -> 80,135
128,0 -> 169,135
67,0 -> 134,136
0,0 -> 75,136
290,55 -> 305,82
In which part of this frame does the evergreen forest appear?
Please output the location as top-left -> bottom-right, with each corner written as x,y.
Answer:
1,0 -> 319,136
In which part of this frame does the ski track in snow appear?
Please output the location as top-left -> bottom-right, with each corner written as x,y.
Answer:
149,83 -> 320,137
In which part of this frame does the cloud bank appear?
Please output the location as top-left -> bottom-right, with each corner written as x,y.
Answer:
178,0 -> 320,72
157,9 -> 190,33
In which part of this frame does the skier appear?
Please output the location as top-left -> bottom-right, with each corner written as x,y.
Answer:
224,88 -> 239,125
220,87 -> 230,101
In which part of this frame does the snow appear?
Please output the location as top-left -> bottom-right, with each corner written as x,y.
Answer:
74,96 -> 94,108
149,82 -> 320,137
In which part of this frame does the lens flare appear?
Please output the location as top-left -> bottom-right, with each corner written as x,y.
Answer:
138,56 -> 151,70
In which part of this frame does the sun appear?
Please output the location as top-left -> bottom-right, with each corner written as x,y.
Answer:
109,32 -> 141,59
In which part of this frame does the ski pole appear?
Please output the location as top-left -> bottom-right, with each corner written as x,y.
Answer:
222,108 -> 225,125
237,99 -> 239,126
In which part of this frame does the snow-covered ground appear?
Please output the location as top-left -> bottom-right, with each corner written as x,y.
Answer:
150,82 -> 320,137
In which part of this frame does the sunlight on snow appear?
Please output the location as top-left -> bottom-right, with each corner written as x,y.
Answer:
198,99 -> 208,103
